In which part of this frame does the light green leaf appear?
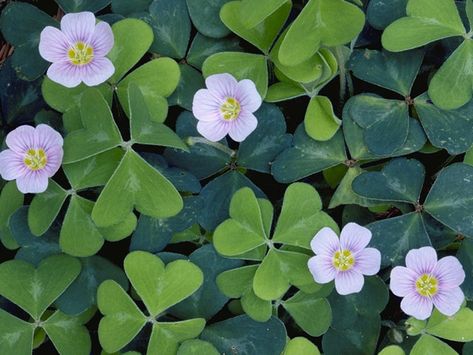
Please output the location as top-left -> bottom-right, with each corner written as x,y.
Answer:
239,0 -> 289,28
278,0 -> 365,66
63,88 -> 122,164
28,180 -> 68,236
97,280 -> 147,353
304,95 -> 341,141
213,188 -> 267,256
202,52 -> 268,98
177,339 -> 219,355
428,39 -> 473,110
378,345 -> 405,355
42,310 -> 91,355
147,319 -> 206,355
0,309 -> 34,354
0,255 -> 81,320
382,0 -> 466,52
283,337 -> 320,355
425,307 -> 473,342
92,150 -> 183,227
117,58 -> 180,122
220,0 -> 291,54
124,251 -> 203,317
410,335 -> 457,355
128,84 -> 187,150
108,19 -> 154,83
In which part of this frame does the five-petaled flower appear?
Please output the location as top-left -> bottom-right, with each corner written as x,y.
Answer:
192,73 -> 262,142
390,246 -> 465,320
0,125 -> 64,194
308,223 -> 381,295
39,11 -> 115,88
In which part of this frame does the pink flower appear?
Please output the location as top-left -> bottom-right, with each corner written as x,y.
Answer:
308,223 -> 381,295
39,12 -> 114,88
0,125 -> 63,194
192,73 -> 262,142
390,246 -> 465,320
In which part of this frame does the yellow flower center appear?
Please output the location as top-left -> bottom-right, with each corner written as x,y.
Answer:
220,97 -> 241,121
68,42 -> 94,65
333,249 -> 355,271
415,274 -> 438,297
24,149 -> 48,171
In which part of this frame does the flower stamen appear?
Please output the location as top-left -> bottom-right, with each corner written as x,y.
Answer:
24,148 -> 48,171
415,274 -> 438,297
68,41 -> 94,65
333,249 -> 355,271
220,97 -> 241,121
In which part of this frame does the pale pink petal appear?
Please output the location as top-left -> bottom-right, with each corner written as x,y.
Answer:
205,73 -> 238,99
432,287 -> 464,317
47,62 -> 82,88
90,21 -> 114,57
197,120 -> 231,142
406,247 -> 437,275
16,172 -> 49,194
228,112 -> 258,142
235,79 -> 262,113
6,126 -> 36,153
192,89 -> 222,122
310,227 -> 340,257
0,150 -> 27,180
39,26 -> 70,63
308,255 -> 336,284
334,270 -> 364,295
81,57 -> 115,86
60,11 -> 96,44
354,248 -> 381,276
390,266 -> 418,297
43,146 -> 64,177
433,256 -> 465,289
35,124 -> 64,148
340,222 -> 372,253
401,292 -> 433,320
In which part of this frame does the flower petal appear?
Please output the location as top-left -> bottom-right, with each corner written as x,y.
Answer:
205,73 -> 237,98
310,227 -> 340,257
192,89 -> 222,122
35,124 -> 64,148
47,62 -> 82,88
6,125 -> 36,153
39,26 -> 69,63
235,79 -> 262,113
354,247 -> 381,276
400,292 -> 433,320
0,150 -> 27,180
308,255 -> 336,284
406,246 -> 437,275
91,21 -> 114,57
60,11 -> 96,44
228,112 -> 258,142
334,270 -> 364,295
432,287 -> 464,317
340,222 -> 372,253
390,266 -> 417,297
433,256 -> 465,289
197,120 -> 231,142
16,172 -> 49,194
43,146 -> 64,177
81,57 -> 115,86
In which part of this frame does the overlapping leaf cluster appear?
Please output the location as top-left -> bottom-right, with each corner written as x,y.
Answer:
1,0 -> 473,354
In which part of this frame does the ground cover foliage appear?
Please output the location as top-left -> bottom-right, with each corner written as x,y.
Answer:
1,0 -> 473,354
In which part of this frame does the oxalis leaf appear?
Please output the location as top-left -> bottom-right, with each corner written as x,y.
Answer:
213,183 -> 337,300
97,251 -> 205,354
